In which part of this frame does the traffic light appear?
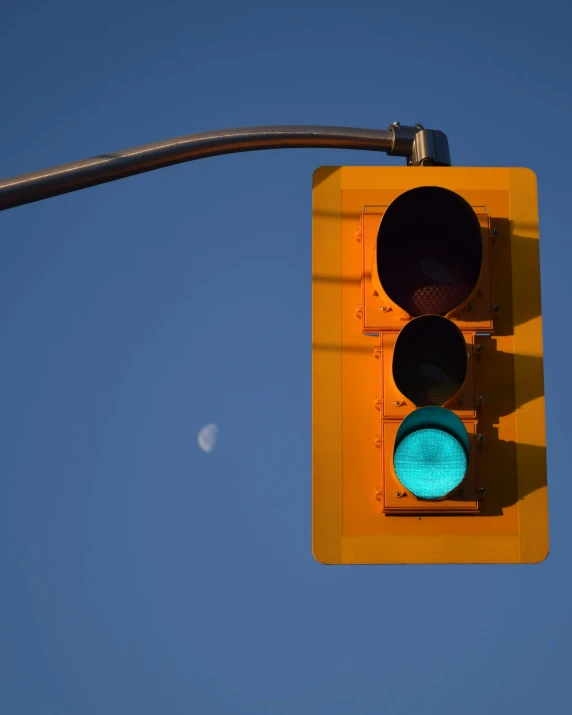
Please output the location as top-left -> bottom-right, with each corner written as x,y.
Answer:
312,166 -> 548,564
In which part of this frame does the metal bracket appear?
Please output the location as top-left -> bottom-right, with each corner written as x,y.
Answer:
388,122 -> 451,167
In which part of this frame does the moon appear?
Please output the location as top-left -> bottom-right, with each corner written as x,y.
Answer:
197,424 -> 218,453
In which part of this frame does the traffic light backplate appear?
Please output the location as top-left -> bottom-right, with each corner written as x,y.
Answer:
312,166 -> 548,565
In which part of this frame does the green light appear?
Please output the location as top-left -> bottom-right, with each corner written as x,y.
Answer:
394,428 -> 467,499
393,407 -> 469,500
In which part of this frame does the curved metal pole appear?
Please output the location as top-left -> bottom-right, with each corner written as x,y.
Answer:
0,125 -> 397,211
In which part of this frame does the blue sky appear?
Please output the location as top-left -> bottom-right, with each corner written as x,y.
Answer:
0,1 -> 570,713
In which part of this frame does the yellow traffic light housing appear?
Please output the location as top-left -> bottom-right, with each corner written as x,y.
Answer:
312,166 -> 548,564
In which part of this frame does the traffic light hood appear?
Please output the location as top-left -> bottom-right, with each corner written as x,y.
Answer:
395,406 -> 470,455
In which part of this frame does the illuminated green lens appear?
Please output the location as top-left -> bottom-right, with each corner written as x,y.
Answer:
394,427 -> 467,499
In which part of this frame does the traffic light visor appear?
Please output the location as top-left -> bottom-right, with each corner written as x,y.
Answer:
377,186 -> 482,316
394,407 -> 469,499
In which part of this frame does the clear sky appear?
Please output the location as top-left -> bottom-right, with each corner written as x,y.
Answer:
0,1 -> 570,713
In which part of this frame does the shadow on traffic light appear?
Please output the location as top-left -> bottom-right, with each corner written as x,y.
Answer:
476,338 -> 544,418
479,218 -> 542,336
477,432 -> 546,515
312,273 -> 361,285
311,342 -> 378,354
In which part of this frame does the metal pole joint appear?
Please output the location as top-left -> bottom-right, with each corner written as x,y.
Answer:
387,123 -> 451,166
